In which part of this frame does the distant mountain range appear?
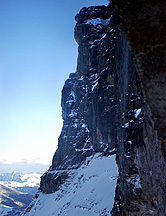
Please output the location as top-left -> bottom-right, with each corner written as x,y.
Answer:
0,183 -> 33,208
0,183 -> 33,216
0,171 -> 41,216
0,171 -> 41,196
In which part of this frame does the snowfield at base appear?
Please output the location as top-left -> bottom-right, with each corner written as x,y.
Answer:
24,153 -> 118,216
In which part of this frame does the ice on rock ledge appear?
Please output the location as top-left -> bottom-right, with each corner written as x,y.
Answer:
126,174 -> 141,189
134,108 -> 141,118
86,18 -> 110,26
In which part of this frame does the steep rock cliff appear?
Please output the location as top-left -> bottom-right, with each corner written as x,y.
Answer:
23,3 -> 165,216
110,0 -> 166,158
39,5 -> 117,194
109,1 -> 166,215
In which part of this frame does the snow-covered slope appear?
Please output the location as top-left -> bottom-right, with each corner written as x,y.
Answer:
23,153 -> 118,216
0,172 -> 41,196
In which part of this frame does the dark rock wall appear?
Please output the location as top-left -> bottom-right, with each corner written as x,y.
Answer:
109,1 -> 166,215
74,6 -> 116,152
110,0 -> 166,156
39,4 -> 166,215
112,28 -> 145,215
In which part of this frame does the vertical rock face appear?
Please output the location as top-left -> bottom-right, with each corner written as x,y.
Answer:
32,3 -> 165,216
108,1 -> 166,215
110,1 -> 166,153
40,5 -> 117,194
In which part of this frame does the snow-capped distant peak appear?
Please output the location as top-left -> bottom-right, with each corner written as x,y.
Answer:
0,172 -> 42,196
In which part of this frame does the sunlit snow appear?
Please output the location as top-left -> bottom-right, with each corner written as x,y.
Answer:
24,153 -> 118,216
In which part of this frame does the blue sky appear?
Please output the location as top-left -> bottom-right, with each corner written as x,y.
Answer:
0,0 -> 108,173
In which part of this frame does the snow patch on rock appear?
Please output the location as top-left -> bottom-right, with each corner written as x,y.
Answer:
86,18 -> 110,26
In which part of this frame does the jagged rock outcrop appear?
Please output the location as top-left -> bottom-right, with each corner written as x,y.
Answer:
24,3 -> 165,216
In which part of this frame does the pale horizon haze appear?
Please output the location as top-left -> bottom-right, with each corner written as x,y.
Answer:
0,0 -> 108,174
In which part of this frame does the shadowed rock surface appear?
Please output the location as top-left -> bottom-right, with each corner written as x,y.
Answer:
108,1 -> 166,215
